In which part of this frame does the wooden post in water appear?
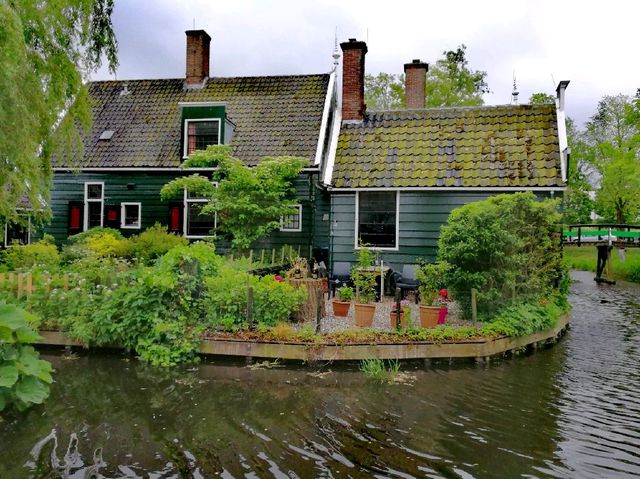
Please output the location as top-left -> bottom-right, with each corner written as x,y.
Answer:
247,286 -> 254,330
471,288 -> 478,322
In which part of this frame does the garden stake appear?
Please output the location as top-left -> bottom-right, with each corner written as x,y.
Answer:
261,249 -> 265,264
247,286 -> 255,330
44,272 -> 50,295
8,273 -> 14,293
271,248 -> 276,265
281,247 -> 285,264
315,289 -> 322,334
249,249 -> 253,264
471,288 -> 478,322
17,273 -> 23,298
26,272 -> 33,295
395,287 -> 402,331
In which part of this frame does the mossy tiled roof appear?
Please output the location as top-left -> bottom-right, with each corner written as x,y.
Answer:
61,74 -> 329,168
332,104 -> 564,188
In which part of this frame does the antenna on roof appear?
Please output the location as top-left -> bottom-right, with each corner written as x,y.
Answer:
511,70 -> 519,105
331,27 -> 340,72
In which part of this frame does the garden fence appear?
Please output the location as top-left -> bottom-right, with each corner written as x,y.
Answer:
0,272 -> 77,299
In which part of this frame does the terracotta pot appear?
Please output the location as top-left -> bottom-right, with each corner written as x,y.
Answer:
354,303 -> 376,327
332,300 -> 351,317
419,305 -> 440,328
390,310 -> 407,329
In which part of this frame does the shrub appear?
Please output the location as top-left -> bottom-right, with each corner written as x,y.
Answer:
416,261 -> 450,305
337,286 -> 353,302
156,241 -> 220,278
351,246 -> 377,303
128,223 -> 188,264
204,268 -> 306,329
0,235 -> 60,271
0,304 -> 53,412
438,192 -> 565,318
62,227 -> 130,262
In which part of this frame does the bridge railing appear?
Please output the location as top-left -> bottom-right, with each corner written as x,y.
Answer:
562,224 -> 640,247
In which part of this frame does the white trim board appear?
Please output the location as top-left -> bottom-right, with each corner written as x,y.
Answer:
120,202 -> 142,229
52,167 -> 322,173
314,71 -> 336,166
322,108 -> 342,186
330,186 -> 566,192
178,101 -> 227,108
183,118 -> 222,159
280,204 -> 303,232
83,181 -> 104,231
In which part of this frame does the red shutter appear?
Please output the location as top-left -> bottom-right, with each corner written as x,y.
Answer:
168,202 -> 182,234
104,205 -> 120,229
68,201 -> 84,236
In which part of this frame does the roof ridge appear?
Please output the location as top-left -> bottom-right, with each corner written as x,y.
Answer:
367,103 -> 555,115
88,72 -> 331,85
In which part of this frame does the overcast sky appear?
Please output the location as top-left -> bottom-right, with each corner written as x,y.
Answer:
94,0 -> 639,127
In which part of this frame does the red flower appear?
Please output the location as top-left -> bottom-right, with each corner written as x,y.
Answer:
440,288 -> 448,299
274,275 -> 283,282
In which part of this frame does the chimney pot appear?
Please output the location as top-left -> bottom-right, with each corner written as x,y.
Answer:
404,59 -> 428,109
340,38 -> 368,121
185,30 -> 211,87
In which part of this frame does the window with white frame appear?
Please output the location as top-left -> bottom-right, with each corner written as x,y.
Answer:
356,191 -> 398,249
5,216 -> 30,246
84,182 -> 104,230
183,119 -> 221,157
184,185 -> 216,238
120,203 -> 141,229
280,205 -> 302,232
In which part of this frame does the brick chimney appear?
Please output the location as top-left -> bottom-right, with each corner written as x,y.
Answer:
404,59 -> 428,109
185,30 -> 211,87
340,38 -> 367,121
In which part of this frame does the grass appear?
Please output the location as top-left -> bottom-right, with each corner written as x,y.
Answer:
359,359 -> 401,383
563,246 -> 640,283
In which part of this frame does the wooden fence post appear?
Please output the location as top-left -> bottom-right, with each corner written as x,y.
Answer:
271,248 -> 276,265
247,286 -> 254,330
471,288 -> 478,322
261,249 -> 265,265
249,249 -> 253,264
315,289 -> 322,334
17,273 -> 24,298
63,273 -> 69,291
0,273 -> 4,289
26,272 -> 33,296
8,273 -> 15,294
281,247 -> 285,265
44,272 -> 51,295
297,245 -> 301,258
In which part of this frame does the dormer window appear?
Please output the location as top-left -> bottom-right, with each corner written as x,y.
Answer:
184,119 -> 221,157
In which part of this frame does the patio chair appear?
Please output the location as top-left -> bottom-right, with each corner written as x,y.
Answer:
392,264 -> 420,303
329,261 -> 352,298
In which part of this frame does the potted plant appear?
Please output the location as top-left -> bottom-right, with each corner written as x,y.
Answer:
416,261 -> 450,328
352,246 -> 377,327
390,299 -> 412,329
333,286 -> 353,317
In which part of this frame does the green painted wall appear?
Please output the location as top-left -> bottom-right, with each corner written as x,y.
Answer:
39,171 -> 331,254
329,191 -> 556,270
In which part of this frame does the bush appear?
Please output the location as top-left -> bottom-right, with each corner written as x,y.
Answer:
438,192 -> 565,318
204,268 -> 306,330
62,227 -> 130,262
156,241 -> 220,277
416,261 -> 450,305
0,235 -> 60,271
0,304 -> 53,412
128,223 -> 188,264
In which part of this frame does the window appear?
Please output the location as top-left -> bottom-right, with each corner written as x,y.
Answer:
184,186 -> 216,238
184,119 -> 220,157
84,182 -> 104,230
280,205 -> 302,232
356,191 -> 398,249
5,217 -> 30,246
121,203 -> 141,229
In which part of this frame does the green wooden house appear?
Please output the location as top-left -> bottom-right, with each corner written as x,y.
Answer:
321,39 -> 569,270
33,30 -> 338,256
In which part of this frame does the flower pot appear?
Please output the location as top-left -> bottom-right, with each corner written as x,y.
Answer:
354,303 -> 376,327
419,305 -> 440,328
438,307 -> 448,325
332,300 -> 351,317
390,310 -> 407,329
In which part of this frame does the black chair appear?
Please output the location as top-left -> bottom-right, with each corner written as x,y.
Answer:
393,264 -> 419,303
329,261 -> 352,298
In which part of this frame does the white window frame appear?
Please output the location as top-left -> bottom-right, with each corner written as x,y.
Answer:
120,202 -> 142,229
4,216 -> 31,247
280,205 -> 303,232
354,190 -> 400,251
84,182 -> 104,231
183,118 -> 222,159
183,182 -> 217,239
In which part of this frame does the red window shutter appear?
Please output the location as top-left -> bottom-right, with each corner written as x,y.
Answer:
107,209 -> 118,221
70,206 -> 81,229
169,206 -> 181,232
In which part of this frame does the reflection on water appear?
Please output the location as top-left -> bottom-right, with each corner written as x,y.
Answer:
0,271 -> 639,478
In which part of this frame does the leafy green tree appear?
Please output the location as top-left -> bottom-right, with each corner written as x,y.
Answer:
426,45 -> 489,107
364,73 -> 404,110
161,146 -> 306,251
529,93 -> 556,104
364,44 -> 489,109
0,1 -> 117,221
563,118 -> 595,224
594,143 -> 640,223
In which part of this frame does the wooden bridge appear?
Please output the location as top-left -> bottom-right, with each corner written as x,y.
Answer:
562,224 -> 640,284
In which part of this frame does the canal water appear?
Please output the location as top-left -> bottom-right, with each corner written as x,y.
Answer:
1,271 -> 639,478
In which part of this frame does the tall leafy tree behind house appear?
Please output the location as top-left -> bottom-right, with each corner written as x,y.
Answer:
0,0 -> 118,221
364,44 -> 489,110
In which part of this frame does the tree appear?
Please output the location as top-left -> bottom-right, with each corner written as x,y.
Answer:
364,73 -> 404,110
0,1 -> 118,221
425,45 -> 489,107
363,44 -> 489,110
160,146 -> 307,251
529,93 -> 555,105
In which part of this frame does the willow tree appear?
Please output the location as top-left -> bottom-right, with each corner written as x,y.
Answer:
0,1 -> 118,221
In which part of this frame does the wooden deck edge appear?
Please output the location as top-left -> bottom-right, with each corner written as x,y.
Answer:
37,314 -> 570,362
